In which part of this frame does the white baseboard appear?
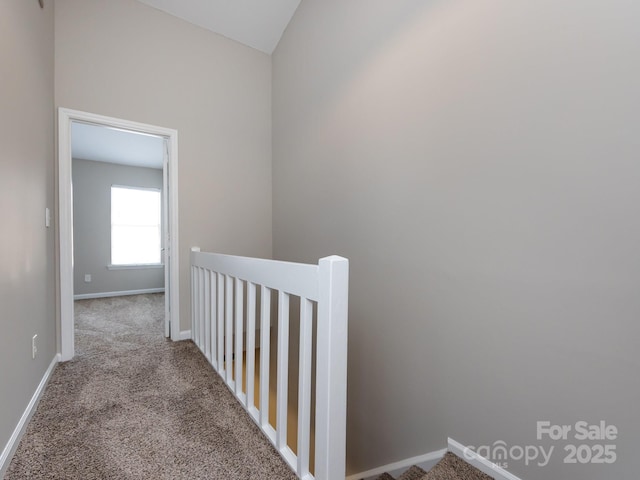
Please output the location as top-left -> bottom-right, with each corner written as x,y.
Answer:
74,288 -> 165,300
448,438 -> 524,480
346,447 -> 447,480
179,330 -> 192,341
0,354 -> 59,477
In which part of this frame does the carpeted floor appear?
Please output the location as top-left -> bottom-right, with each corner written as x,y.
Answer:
5,294 -> 297,480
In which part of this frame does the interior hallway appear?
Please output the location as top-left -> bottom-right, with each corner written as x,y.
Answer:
5,294 -> 296,480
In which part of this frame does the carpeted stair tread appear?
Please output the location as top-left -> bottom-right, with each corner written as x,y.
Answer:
373,473 -> 396,480
374,452 -> 494,480
398,464 -> 428,480
422,452 -> 494,480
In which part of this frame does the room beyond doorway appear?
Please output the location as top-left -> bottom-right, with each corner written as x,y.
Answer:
72,124 -> 165,302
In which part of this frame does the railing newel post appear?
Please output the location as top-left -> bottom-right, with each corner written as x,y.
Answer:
315,256 -> 349,480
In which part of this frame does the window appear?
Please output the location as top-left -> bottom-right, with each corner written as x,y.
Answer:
111,186 -> 162,265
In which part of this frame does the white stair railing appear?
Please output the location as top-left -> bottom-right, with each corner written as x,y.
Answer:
190,248 -> 349,480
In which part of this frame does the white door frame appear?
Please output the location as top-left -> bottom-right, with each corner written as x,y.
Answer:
58,108 -> 180,361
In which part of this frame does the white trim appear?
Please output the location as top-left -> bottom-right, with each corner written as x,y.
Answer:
179,330 -> 192,341
58,110 -> 74,362
448,438 -> 524,480
73,288 -> 165,300
58,108 -> 180,361
166,125 -> 180,342
110,185 -> 162,267
345,448 -> 446,480
107,264 -> 164,270
0,355 -> 60,477
111,184 -> 161,191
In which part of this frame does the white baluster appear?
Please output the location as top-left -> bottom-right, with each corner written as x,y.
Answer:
217,272 -> 224,375
210,270 -> 217,369
204,268 -> 211,361
225,274 -> 234,387
259,286 -> 271,428
246,282 -> 257,415
276,291 -> 290,450
297,297 -> 313,477
235,277 -> 244,399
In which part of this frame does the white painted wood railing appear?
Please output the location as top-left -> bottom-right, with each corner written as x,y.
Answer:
190,248 -> 349,480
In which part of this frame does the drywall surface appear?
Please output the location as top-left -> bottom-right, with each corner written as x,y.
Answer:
72,159 -> 164,296
55,0 -> 273,330
273,1 -> 640,478
0,0 -> 56,470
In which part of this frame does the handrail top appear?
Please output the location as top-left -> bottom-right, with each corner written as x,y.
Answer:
191,248 -> 347,267
190,249 -> 347,301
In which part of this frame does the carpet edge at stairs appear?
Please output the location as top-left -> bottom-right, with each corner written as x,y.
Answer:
398,465 -> 428,480
373,452 -> 494,480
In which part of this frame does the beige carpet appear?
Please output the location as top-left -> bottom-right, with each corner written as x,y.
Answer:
5,294 -> 297,480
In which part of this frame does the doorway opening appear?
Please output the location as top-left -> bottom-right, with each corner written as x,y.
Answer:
58,108 -> 180,361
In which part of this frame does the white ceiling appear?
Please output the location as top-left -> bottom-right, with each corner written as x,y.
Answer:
135,0 -> 301,54
71,122 -> 164,170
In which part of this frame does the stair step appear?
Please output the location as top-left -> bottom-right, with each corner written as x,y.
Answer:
372,451 -> 495,480
397,465 -> 428,480
373,473 -> 395,480
423,452 -> 494,480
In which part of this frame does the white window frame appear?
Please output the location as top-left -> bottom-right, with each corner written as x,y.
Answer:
109,184 -> 163,268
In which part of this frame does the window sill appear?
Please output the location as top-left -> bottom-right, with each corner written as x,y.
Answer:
107,264 -> 164,270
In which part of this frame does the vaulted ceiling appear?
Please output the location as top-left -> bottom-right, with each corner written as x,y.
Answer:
71,1 -> 302,167
135,0 -> 301,54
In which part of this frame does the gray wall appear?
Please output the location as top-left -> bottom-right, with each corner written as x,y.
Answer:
0,0 -> 56,471
55,0 -> 273,331
273,1 -> 640,478
73,159 -> 164,296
